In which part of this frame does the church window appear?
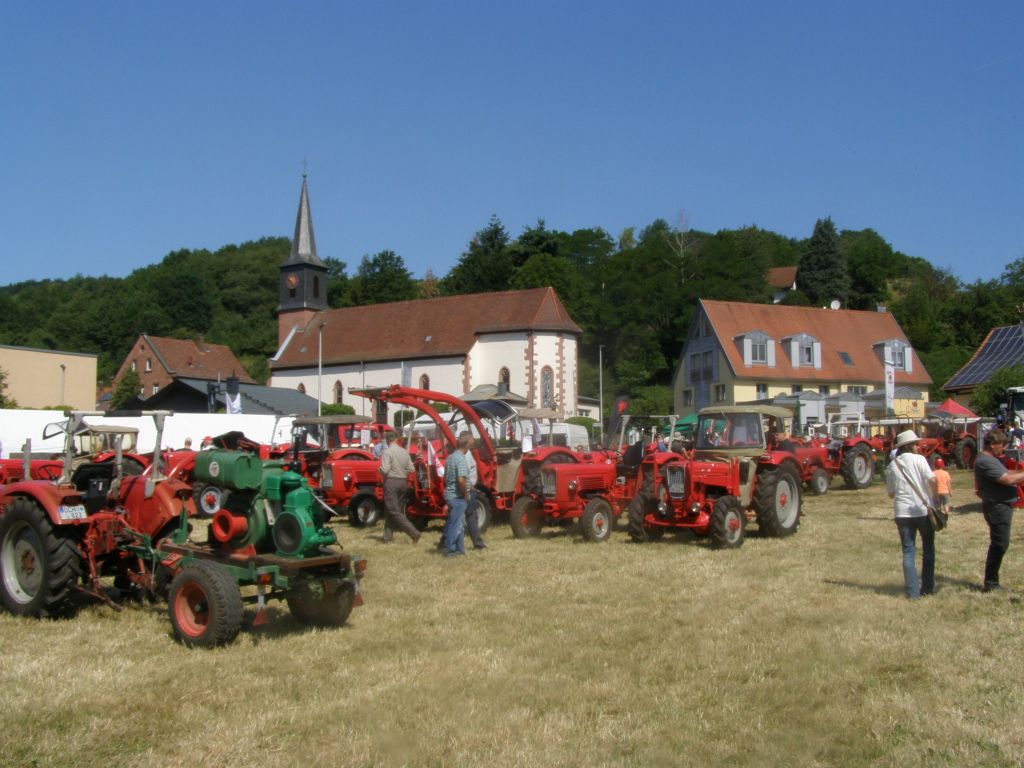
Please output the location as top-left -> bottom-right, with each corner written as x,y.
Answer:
419,374 -> 430,390
499,367 -> 510,387
334,381 -> 344,404
541,367 -> 554,408
313,275 -> 320,298
297,383 -> 306,394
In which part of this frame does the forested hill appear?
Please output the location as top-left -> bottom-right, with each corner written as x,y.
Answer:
1,217 -> 1021,408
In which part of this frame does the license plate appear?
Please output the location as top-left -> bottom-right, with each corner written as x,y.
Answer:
58,504 -> 87,521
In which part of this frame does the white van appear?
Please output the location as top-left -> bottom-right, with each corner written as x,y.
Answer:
537,422 -> 591,451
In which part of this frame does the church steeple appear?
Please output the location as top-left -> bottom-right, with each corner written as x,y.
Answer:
278,173 -> 329,344
284,173 -> 324,268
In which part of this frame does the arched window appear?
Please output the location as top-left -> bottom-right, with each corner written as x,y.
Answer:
419,374 -> 430,390
313,275 -> 320,298
334,380 -> 344,404
498,367 -> 510,387
541,366 -> 554,409
297,383 -> 306,394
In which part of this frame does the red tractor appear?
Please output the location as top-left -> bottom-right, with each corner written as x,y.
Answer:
0,411 -> 365,646
628,405 -> 803,548
351,387 -> 592,534
798,413 -> 881,494
915,416 -> 980,469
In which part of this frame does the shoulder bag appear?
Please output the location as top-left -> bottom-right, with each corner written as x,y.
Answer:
894,456 -> 947,531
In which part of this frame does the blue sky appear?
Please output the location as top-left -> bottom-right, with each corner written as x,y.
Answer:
1,2 -> 1021,287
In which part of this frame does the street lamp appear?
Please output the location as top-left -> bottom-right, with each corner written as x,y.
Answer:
59,363 -> 66,406
317,321 -> 326,417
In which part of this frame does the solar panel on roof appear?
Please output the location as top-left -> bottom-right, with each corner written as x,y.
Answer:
945,326 -> 1024,389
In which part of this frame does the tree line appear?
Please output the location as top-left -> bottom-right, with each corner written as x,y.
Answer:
1,216 -> 1021,412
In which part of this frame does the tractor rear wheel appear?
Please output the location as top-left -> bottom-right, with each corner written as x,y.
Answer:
579,498 -> 613,542
753,465 -> 802,537
167,560 -> 243,648
955,438 -> 977,469
510,496 -> 543,538
809,468 -> 830,496
0,499 -> 81,618
348,494 -> 382,528
841,445 -> 874,489
710,496 -> 745,549
287,579 -> 357,627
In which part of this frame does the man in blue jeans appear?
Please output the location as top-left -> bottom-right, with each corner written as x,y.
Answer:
442,433 -> 471,557
975,428 -> 1024,591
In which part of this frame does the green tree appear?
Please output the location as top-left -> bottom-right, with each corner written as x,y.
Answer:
443,215 -> 512,295
839,228 -> 897,310
111,368 -> 141,410
349,250 -> 418,305
969,364 -> 1024,417
321,403 -> 356,416
0,366 -> 17,408
798,217 -> 849,306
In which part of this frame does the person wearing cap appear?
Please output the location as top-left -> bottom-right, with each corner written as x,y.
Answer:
974,428 -> 1024,592
885,429 -> 939,599
932,458 -> 952,517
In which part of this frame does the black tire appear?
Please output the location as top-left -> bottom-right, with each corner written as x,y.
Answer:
954,438 -> 976,469
347,494 -> 382,528
710,495 -> 745,549
753,465 -> 802,537
468,493 -> 489,536
510,496 -> 543,538
167,560 -> 243,648
840,445 -> 874,489
287,579 -> 357,627
0,499 -> 81,618
809,467 -> 830,496
627,494 -> 651,542
579,498 -> 613,542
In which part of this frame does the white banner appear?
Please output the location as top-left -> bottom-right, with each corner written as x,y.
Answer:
884,351 -> 895,415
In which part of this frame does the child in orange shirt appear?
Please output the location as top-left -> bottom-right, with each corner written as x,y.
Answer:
933,458 -> 953,515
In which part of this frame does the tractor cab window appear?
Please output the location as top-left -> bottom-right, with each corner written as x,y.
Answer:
696,412 -> 763,449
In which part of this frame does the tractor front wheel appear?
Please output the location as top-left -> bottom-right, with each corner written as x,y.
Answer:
287,579 -> 357,627
710,495 -> 745,549
510,496 -> 543,538
579,498 -> 613,542
955,438 -> 977,469
753,465 -> 802,537
809,467 -> 830,496
348,494 -> 382,528
469,492 -> 492,534
0,499 -> 81,618
167,560 -> 243,648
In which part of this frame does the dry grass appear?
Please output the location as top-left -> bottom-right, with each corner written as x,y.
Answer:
3,468 -> 1024,767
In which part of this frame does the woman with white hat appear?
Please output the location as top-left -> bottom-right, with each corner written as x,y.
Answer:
885,429 -> 939,598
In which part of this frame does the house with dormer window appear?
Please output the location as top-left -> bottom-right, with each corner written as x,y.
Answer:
672,300 -> 932,423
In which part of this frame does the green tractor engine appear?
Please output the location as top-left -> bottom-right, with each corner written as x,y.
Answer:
194,450 -> 337,558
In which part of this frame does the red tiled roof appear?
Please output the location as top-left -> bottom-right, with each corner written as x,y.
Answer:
146,335 -> 255,383
767,266 -> 797,289
701,299 -> 932,385
272,288 -> 581,369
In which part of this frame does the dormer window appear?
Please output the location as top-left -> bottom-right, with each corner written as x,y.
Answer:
873,339 -> 913,373
735,330 -> 775,367
782,333 -> 821,369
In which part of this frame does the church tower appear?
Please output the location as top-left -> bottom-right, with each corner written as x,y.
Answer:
278,174 -> 329,345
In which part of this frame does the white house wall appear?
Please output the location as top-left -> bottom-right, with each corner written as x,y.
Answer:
471,334 -> 528,393
271,357 -> 465,419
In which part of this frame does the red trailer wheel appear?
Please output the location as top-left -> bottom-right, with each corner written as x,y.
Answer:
168,561 -> 243,648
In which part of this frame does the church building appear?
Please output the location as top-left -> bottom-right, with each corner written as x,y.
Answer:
269,177 -> 583,422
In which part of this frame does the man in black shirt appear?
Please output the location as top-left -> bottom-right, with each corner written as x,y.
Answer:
974,428 -> 1024,591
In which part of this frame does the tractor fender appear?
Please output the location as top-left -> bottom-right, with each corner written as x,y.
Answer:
0,482 -> 85,526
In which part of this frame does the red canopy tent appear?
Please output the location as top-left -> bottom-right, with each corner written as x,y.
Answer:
935,398 -> 977,418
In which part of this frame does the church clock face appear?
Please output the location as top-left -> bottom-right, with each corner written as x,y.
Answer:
286,273 -> 299,289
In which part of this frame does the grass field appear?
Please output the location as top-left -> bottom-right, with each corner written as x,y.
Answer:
2,468 -> 1023,767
